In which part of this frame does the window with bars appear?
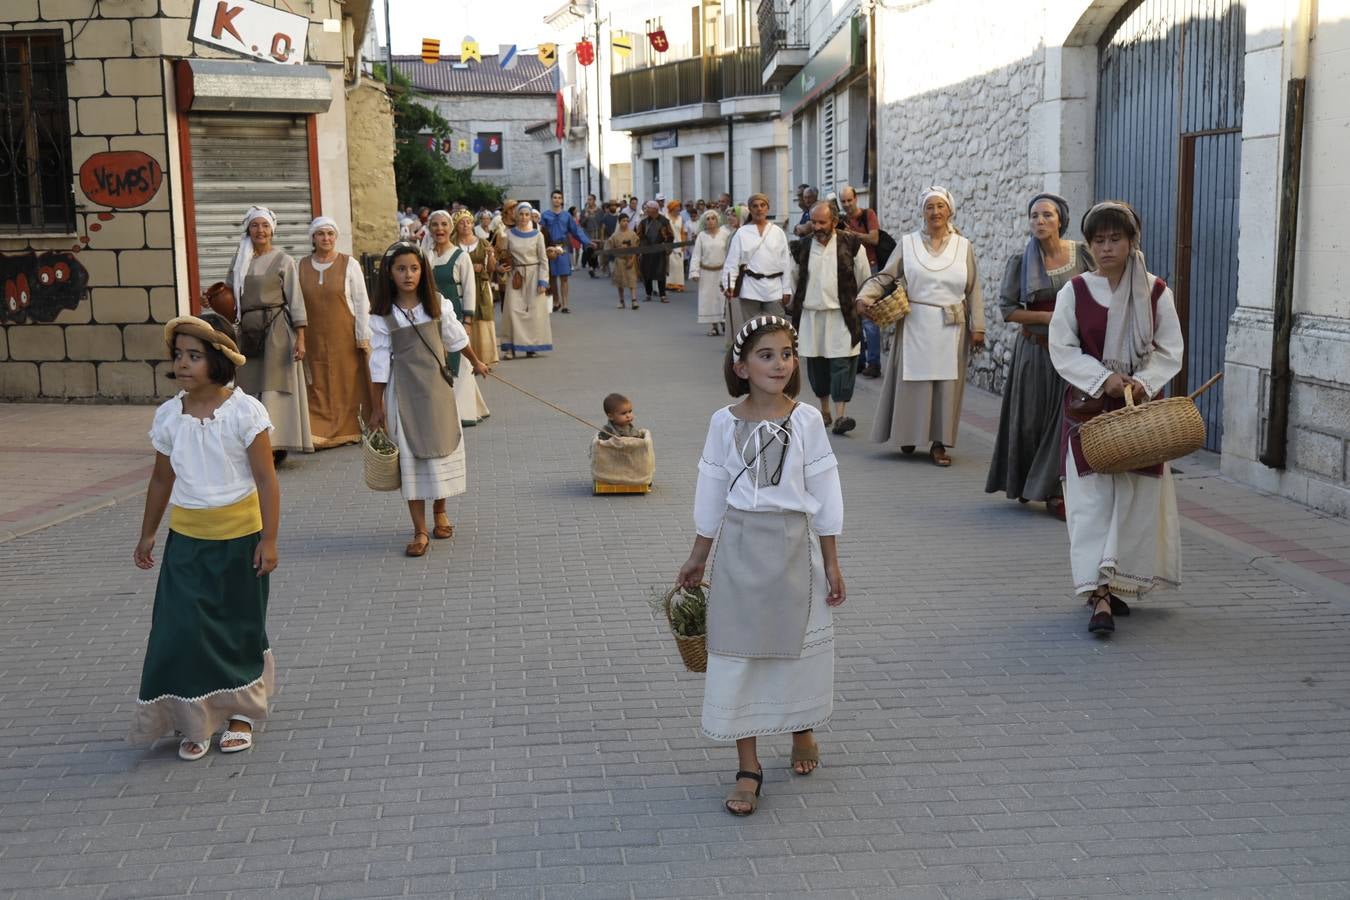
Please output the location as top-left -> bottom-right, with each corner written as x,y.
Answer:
1,32 -> 76,234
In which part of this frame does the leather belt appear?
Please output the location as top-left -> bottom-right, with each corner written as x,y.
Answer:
1020,327 -> 1049,348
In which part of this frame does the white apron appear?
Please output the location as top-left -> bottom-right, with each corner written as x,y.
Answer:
901,232 -> 967,382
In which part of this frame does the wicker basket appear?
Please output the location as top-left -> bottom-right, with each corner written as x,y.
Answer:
864,282 -> 910,329
362,428 -> 401,491
661,583 -> 708,674
1080,372 -> 1223,474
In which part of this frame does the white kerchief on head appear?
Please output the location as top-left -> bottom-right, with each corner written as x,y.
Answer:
230,206 -> 278,313
918,185 -> 956,225
421,209 -> 452,256
307,215 -> 338,239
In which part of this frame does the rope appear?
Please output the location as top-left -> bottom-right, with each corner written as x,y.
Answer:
487,371 -> 607,433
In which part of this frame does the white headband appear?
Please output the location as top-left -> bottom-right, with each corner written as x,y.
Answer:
307,215 -> 338,238
732,315 -> 798,358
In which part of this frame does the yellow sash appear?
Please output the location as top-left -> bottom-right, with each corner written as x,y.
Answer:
169,492 -> 263,541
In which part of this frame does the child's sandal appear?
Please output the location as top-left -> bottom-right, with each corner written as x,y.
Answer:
724,769 -> 763,817
790,741 -> 821,775
405,532 -> 430,557
432,513 -> 454,540
178,738 -> 209,761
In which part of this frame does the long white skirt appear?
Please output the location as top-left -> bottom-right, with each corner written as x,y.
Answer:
1063,462 -> 1181,596
701,538 -> 835,741
385,372 -> 467,502
667,250 -> 685,289
452,353 -> 489,424
694,273 -> 725,324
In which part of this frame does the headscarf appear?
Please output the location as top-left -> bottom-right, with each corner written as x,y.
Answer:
1019,192 -> 1071,303
666,199 -> 682,216
230,206 -> 277,303
306,215 -> 338,240
164,315 -> 246,367
918,186 -> 956,236
421,209 -> 453,256
1084,201 -> 1154,375
514,202 -> 536,231
701,208 -> 723,232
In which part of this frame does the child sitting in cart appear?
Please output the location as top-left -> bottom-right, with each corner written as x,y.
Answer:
599,393 -> 643,439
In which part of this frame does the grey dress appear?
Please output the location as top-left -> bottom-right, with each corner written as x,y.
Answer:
984,241 -> 1093,501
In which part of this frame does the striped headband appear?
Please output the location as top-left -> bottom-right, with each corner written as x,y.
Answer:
732,315 -> 798,359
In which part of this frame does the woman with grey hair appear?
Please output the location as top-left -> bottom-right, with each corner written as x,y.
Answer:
985,192 -> 1093,517
856,186 -> 984,466
689,208 -> 732,335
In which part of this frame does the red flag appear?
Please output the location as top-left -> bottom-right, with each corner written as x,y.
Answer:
576,38 -> 594,66
647,29 -> 668,53
556,92 -> 565,139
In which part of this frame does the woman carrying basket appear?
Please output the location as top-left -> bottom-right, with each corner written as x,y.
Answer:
1049,201 -> 1183,635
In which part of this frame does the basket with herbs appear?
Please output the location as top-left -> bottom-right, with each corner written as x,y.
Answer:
358,408 -> 400,492
652,583 -> 708,673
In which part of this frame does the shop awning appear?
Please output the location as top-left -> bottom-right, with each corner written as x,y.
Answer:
174,59 -> 333,114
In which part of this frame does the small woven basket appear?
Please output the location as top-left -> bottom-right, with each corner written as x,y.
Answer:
864,282 -> 910,329
362,428 -> 401,491
661,583 -> 708,674
1080,372 -> 1222,474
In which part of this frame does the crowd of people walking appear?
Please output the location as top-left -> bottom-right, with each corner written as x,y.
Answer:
134,184 -> 1187,825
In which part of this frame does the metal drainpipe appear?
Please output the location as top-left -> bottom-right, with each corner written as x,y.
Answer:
1260,0 -> 1314,469
865,0 -> 878,200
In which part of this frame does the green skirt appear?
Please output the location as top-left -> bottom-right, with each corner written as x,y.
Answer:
129,530 -> 275,745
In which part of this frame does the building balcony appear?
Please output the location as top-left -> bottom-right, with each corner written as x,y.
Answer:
757,0 -> 808,88
610,46 -> 776,132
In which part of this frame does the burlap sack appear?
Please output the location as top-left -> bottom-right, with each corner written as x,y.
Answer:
592,430 -> 655,486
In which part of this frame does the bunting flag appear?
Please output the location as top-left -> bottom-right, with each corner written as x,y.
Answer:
538,42 -> 557,68
425,136 -> 437,151
421,38 -> 440,64
461,36 -> 481,63
440,137 -> 452,154
611,34 -> 633,57
647,29 -> 669,53
498,44 -> 519,70
457,138 -> 468,152
576,38 -> 594,66
472,137 -> 483,153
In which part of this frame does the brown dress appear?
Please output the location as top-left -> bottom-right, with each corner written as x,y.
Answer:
464,239 -> 499,365
299,254 -> 371,449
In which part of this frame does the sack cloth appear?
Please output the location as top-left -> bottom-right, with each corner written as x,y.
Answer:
591,430 -> 655,485
707,507 -> 814,659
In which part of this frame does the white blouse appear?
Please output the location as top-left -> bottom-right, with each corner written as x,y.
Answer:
368,298 -> 470,383
1049,272 -> 1183,399
149,388 -> 273,509
694,404 -> 844,539
689,228 -> 731,274
305,256 -> 372,346
720,223 -> 792,301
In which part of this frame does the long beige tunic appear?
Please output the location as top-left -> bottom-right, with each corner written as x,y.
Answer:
232,249 -> 313,453
500,228 -> 551,353
862,231 -> 983,448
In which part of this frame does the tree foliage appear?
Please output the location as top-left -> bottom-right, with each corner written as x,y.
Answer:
375,65 -> 506,211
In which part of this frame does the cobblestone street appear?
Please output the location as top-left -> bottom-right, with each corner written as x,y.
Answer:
3,274 -> 1350,899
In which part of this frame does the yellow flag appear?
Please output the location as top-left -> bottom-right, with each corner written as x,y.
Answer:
538,42 -> 557,68
611,34 -> 633,57
457,139 -> 468,152
421,38 -> 440,64
461,36 -> 481,63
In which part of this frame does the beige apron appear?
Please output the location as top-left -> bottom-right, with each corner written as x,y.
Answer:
707,507 -> 814,658
900,232 -> 967,382
386,312 -> 460,459
238,253 -> 296,396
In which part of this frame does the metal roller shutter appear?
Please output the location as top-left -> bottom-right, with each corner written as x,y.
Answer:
189,113 -> 314,287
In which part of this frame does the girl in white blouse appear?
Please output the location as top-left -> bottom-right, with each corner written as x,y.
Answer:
677,315 -> 847,817
368,242 -> 490,558
131,313 -> 280,761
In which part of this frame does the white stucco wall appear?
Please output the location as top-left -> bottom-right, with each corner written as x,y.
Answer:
630,118 -> 790,215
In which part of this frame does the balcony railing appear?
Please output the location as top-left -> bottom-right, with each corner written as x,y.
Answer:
611,46 -> 773,118
756,0 -> 806,63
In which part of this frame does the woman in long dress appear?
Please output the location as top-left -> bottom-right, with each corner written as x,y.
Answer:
297,216 -> 372,449
498,202 -> 552,359
856,186 -> 985,467
459,210 -> 499,367
424,210 -> 490,426
1050,201 -> 1183,635
985,193 -> 1093,516
228,205 -> 312,464
493,200 -> 518,353
690,209 -> 731,335
666,199 -> 686,292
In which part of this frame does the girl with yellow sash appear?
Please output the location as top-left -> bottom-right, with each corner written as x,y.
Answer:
131,313 -> 281,761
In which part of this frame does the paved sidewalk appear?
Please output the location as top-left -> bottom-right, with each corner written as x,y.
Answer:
2,278 -> 1350,899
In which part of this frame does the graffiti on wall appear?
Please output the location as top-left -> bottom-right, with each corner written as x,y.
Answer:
0,251 -> 90,324
78,151 -> 164,210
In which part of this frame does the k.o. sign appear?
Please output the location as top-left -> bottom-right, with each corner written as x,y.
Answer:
190,0 -> 309,65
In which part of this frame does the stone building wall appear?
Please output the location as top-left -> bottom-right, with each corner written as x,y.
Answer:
0,0 -> 356,402
419,94 -> 556,207
874,0 -> 1049,393
345,80 -> 398,258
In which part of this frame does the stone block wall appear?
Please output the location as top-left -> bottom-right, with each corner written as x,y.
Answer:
0,0 -> 354,402
345,80 -> 398,258
875,0 -> 1050,394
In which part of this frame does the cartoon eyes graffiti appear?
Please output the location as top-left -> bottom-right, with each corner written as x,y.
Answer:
38,266 -> 52,286
4,280 -> 15,314
15,273 -> 29,308
54,262 -> 69,282
3,275 -> 28,311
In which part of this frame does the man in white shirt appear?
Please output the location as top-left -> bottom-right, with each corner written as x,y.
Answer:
789,202 -> 870,435
720,192 -> 792,336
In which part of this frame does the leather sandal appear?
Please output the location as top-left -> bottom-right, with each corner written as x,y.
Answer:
930,444 -> 952,467
724,769 -> 763,817
178,738 -> 209,761
432,513 -> 454,540
1086,590 -> 1114,634
790,739 -> 821,775
405,532 -> 430,557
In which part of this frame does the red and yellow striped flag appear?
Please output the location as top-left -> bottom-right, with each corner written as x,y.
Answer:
421,38 -> 440,64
